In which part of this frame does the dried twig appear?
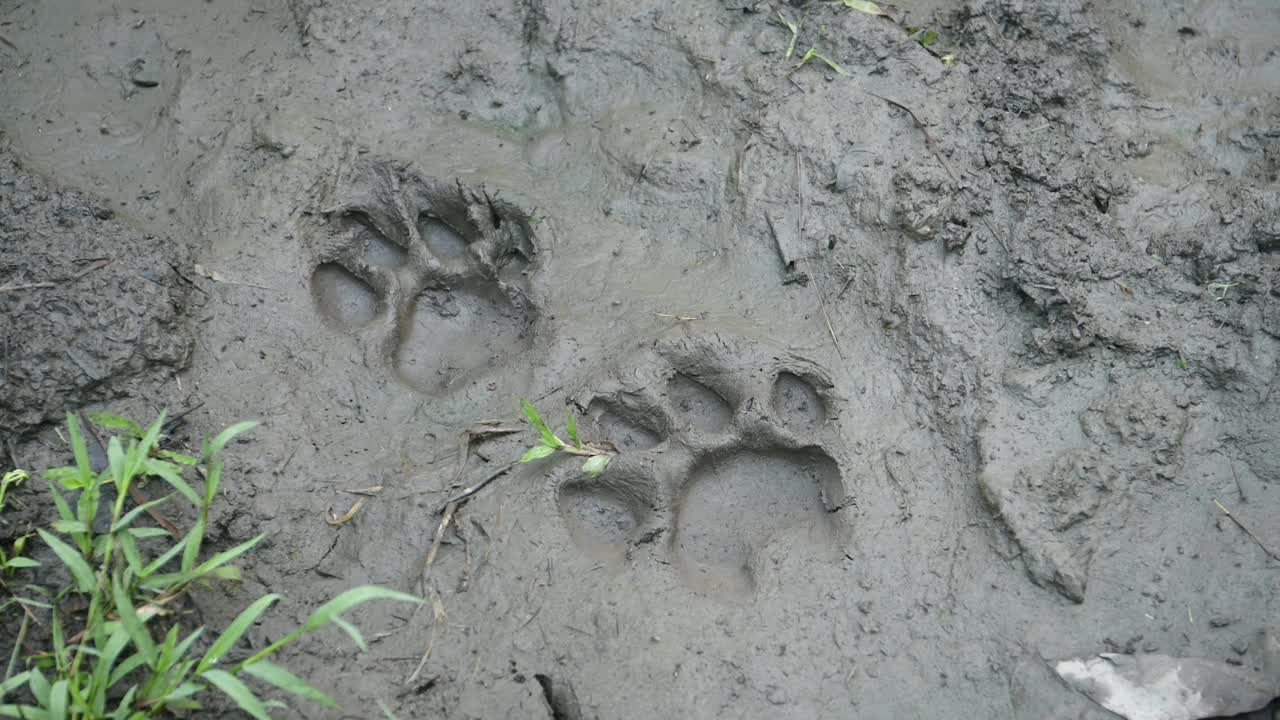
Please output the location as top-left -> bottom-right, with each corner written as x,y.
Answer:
423,502 -> 457,570
438,463 -> 515,512
1213,499 -> 1279,562
325,498 -> 366,526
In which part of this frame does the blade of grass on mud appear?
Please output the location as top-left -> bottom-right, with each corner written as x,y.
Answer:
201,669 -> 272,720
521,399 -> 562,448
519,444 -> 556,463
242,661 -> 338,709
566,413 -> 580,447
36,529 -> 94,593
198,594 -> 282,673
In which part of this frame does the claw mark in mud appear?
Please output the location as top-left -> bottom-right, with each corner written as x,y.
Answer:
554,334 -> 849,599
303,157 -> 540,393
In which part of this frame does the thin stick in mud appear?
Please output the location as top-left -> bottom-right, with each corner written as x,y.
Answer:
1212,499 -> 1279,562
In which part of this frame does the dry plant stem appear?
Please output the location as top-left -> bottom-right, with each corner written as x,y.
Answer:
405,620 -> 438,685
1212,499 -> 1280,562
424,502 -> 457,571
438,462 -> 516,512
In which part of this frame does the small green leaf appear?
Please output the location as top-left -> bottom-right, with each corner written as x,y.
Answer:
242,661 -> 338,708
519,445 -> 557,463
50,519 -> 87,535
521,400 -> 562,448
46,680 -> 67,720
566,413 -> 580,447
202,670 -> 271,720
918,29 -> 939,47
28,668 -> 50,706
3,557 -> 39,569
0,671 -> 31,697
841,0 -> 888,15
36,530 -> 94,593
199,594 -> 281,673
44,467 -> 85,491
112,574 -> 156,662
581,455 -> 611,478
87,413 -> 144,438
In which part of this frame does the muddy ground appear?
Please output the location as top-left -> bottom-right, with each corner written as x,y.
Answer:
2,0 -> 1278,717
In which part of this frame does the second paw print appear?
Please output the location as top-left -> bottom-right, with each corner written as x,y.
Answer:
551,333 -> 853,599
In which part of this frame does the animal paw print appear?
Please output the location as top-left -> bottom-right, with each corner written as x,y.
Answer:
554,334 -> 851,599
305,157 -> 539,393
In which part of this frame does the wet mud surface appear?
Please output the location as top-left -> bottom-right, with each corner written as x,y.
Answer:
1,0 -> 1278,717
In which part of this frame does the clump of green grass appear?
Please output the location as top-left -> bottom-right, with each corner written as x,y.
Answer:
518,401 -> 612,478
0,412 -> 420,719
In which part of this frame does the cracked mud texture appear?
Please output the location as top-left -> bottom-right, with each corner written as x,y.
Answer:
1,0 -> 1278,718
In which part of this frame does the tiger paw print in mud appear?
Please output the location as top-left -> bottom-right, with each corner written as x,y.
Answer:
304,157 -> 540,393
552,334 -> 854,599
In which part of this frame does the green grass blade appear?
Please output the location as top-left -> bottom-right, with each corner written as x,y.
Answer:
242,661 -> 338,708
141,532 -> 189,578
50,520 -> 87,534
36,530 -> 94,593
180,516 -> 205,575
565,414 -> 579,447
87,413 -> 144,438
108,653 -> 148,687
93,626 -> 132,700
190,534 -> 265,578
135,413 -> 167,467
201,670 -> 270,720
0,704 -> 51,720
66,414 -> 93,487
107,436 -> 128,492
302,586 -> 422,633
0,671 -> 30,697
28,669 -> 49,706
141,460 -> 199,506
206,422 -> 259,460
111,494 -> 173,533
118,532 -> 144,579
112,574 -> 156,662
45,481 -> 76,523
3,557 -> 38,569
330,616 -> 365,651
109,686 -> 138,720
198,594 -> 280,673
